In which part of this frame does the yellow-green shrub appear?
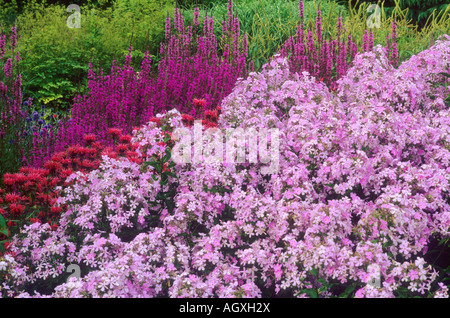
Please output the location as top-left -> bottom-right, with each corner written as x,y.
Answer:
16,0 -> 174,110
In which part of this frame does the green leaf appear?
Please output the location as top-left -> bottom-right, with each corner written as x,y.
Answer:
0,229 -> 9,237
160,176 -> 169,186
0,214 -> 6,229
162,150 -> 171,163
318,285 -> 327,293
299,289 -> 318,298
438,72 -> 450,78
318,278 -> 328,286
144,161 -> 162,173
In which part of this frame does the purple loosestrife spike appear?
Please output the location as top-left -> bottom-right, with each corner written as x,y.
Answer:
222,19 -> 227,38
10,26 -> 17,51
4,58 -> 12,78
316,8 -> 322,46
36,5 -> 250,165
194,7 -> 199,29
391,20 -> 398,67
299,0 -> 304,22
0,34 -> 5,59
325,40 -> 332,82
337,15 -> 343,39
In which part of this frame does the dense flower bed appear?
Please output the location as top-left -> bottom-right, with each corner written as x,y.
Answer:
1,34 -> 449,298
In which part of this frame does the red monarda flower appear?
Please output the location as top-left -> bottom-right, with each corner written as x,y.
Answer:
45,161 -> 61,174
67,145 -> 82,158
181,114 -> 195,127
50,206 -> 62,215
4,193 -> 21,203
48,221 -> 58,231
14,173 -> 28,184
9,203 -> 24,216
119,135 -> 132,144
204,110 -> 218,123
27,172 -> 43,183
101,149 -> 118,159
116,144 -> 129,153
59,168 -> 73,179
205,122 -> 218,129
149,117 -> 161,126
193,98 -> 206,109
83,134 -> 96,143
108,128 -> 122,137
50,152 -> 66,163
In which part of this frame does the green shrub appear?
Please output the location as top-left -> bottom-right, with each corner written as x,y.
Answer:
15,0 -> 174,111
176,0 -> 227,9
0,0 -> 19,27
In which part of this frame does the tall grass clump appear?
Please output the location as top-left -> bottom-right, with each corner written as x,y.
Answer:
182,0 -> 349,70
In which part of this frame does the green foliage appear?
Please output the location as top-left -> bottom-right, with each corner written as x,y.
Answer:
0,0 -> 19,27
339,0 -> 450,63
334,0 -> 450,29
182,0 -> 349,71
176,0 -> 227,9
15,0 -> 174,111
